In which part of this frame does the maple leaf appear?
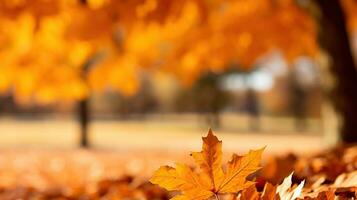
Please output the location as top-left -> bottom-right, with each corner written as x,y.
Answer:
150,164 -> 214,199
238,183 -> 279,200
334,171 -> 357,188
276,172 -> 305,200
150,129 -> 265,200
239,173 -> 305,200
315,190 -> 335,200
261,182 -> 278,200
240,184 -> 260,200
191,129 -> 225,192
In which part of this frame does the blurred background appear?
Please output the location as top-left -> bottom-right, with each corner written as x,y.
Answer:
1,0 -> 357,197
0,0 -> 356,153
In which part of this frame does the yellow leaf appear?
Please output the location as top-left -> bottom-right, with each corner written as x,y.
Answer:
150,163 -> 214,200
191,128 -> 225,192
170,195 -> 190,200
218,148 -> 265,193
150,129 -> 265,200
150,165 -> 186,191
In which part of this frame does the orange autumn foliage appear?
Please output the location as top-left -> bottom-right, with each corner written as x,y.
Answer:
0,0 -> 357,104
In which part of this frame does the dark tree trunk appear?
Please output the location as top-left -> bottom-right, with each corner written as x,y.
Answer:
315,0 -> 357,142
77,57 -> 96,148
78,98 -> 89,148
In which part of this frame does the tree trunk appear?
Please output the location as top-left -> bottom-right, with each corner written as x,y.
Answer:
315,0 -> 357,143
78,98 -> 89,148
77,56 -> 98,148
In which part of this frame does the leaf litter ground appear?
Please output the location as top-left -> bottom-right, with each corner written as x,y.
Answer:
0,130 -> 355,199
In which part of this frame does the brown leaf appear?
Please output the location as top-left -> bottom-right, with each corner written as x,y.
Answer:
262,182 -> 278,200
240,185 -> 260,200
315,190 -> 335,200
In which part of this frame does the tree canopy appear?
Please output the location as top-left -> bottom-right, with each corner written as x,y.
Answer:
0,0 -> 355,104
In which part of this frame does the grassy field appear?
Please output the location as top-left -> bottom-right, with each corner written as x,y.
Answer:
0,114 -> 323,155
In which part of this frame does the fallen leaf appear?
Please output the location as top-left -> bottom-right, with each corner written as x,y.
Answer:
150,164 -> 213,199
333,171 -> 357,188
240,184 -> 260,200
277,172 -> 305,200
150,129 -> 265,200
262,182 -> 278,200
315,190 -> 335,200
218,149 -> 264,194
191,129 -> 225,192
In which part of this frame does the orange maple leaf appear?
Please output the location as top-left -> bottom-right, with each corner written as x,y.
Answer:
239,183 -> 278,200
150,129 -> 265,200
